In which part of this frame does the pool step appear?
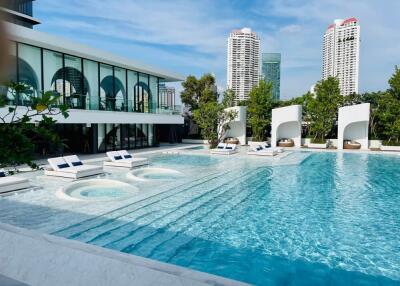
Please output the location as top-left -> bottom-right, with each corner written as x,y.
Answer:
100,168 -> 265,252
53,170 -> 228,238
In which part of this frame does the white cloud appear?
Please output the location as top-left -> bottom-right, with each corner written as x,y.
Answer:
279,24 -> 302,33
35,0 -> 400,99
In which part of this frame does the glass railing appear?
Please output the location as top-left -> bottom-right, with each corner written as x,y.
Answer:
5,93 -> 182,116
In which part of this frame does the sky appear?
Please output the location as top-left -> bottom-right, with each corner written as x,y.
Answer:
34,0 -> 400,100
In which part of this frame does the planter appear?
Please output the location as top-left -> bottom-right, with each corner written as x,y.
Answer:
381,145 -> 400,152
308,142 -> 328,149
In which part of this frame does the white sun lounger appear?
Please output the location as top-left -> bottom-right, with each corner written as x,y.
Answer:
247,144 -> 278,156
210,143 -> 238,155
104,150 -> 149,168
0,171 -> 31,194
45,156 -> 103,179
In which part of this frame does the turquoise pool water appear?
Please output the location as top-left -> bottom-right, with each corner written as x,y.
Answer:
0,151 -> 399,285
79,187 -> 129,198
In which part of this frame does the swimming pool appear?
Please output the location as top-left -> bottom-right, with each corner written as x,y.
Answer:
0,151 -> 399,285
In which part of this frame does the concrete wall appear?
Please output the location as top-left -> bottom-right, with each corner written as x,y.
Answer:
338,103 -> 370,150
221,106 -> 247,145
271,105 -> 302,147
302,138 -> 381,149
0,223 -> 248,286
0,107 -> 184,125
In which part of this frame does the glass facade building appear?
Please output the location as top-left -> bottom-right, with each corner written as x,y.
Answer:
2,24 -> 183,155
261,53 -> 281,100
6,41 -> 175,113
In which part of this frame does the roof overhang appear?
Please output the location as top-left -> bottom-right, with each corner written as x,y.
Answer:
0,7 -> 41,26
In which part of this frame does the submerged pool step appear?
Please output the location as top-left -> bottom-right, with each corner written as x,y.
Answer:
85,167 -> 266,248
128,170 -> 269,260
85,174 -> 243,247
72,169 -> 247,244
101,168 -> 266,252
54,165 -> 259,241
52,170 -> 231,238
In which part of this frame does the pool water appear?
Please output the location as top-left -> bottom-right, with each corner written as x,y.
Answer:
128,167 -> 184,181
0,151 -> 399,285
79,187 -> 129,198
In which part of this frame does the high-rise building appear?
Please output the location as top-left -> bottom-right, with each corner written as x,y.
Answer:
159,83 -> 176,110
322,18 -> 360,95
227,27 -> 260,103
262,53 -> 281,100
0,0 -> 40,29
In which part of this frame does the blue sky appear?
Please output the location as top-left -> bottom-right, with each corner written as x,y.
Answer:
34,0 -> 400,100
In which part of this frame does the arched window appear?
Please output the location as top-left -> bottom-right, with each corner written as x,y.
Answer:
51,66 -> 89,109
99,75 -> 126,111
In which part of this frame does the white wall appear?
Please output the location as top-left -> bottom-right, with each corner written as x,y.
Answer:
221,106 -> 247,145
0,223 -> 245,286
0,107 -> 184,125
271,105 -> 302,147
338,103 -> 370,149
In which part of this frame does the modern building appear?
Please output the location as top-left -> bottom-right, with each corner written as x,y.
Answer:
0,0 -> 40,28
0,4 -> 184,154
227,27 -> 260,103
261,53 -> 281,100
322,18 -> 360,96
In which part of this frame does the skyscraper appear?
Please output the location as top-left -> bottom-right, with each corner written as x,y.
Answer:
227,27 -> 260,103
262,53 -> 281,100
322,18 -> 360,95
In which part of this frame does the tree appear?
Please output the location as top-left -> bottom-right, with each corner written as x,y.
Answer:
192,92 -> 237,148
388,65 -> 400,99
247,80 -> 275,141
306,77 -> 342,142
0,82 -> 69,171
376,67 -> 400,145
377,93 -> 400,144
222,89 -> 235,108
180,73 -> 218,113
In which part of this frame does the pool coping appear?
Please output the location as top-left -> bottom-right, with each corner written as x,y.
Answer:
0,222 -> 250,286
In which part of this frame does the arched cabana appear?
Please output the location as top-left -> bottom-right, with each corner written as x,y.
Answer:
271,105 -> 302,147
338,103 -> 370,150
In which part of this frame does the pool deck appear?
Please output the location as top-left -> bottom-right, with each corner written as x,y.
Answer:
0,274 -> 28,286
1,143 -> 399,286
0,222 -> 249,286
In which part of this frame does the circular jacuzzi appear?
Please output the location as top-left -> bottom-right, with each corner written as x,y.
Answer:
57,179 -> 138,202
127,167 -> 184,182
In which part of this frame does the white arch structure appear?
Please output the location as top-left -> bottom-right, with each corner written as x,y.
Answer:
271,105 -> 302,148
338,103 -> 370,150
220,106 -> 247,145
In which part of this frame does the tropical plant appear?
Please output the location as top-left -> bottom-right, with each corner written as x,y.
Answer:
192,92 -> 237,148
388,65 -> 400,99
376,67 -> 400,145
222,89 -> 236,107
305,77 -> 342,142
247,80 -> 275,141
180,73 -> 218,113
0,82 -> 69,171
377,93 -> 400,145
